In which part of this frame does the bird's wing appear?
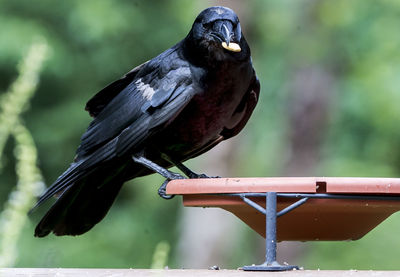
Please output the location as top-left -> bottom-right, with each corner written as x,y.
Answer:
85,62 -> 148,117
221,74 -> 260,139
34,49 -> 198,208
76,47 -> 194,158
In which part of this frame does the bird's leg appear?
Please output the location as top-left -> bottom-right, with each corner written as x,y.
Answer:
132,155 -> 185,199
132,155 -> 184,180
161,153 -> 216,179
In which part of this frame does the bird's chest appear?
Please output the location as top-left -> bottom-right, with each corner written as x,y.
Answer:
157,62 -> 252,152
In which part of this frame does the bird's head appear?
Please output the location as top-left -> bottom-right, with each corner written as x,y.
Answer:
184,6 -> 248,65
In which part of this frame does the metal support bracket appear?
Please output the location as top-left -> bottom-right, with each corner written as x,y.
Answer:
242,192 -> 299,271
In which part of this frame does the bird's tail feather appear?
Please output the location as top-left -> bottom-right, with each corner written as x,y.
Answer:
32,141 -> 117,212
34,164 -> 127,237
31,161 -> 87,211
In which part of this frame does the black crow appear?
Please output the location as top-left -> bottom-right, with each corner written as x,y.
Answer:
33,6 -> 260,237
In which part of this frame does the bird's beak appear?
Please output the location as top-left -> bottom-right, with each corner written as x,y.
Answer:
214,22 -> 241,52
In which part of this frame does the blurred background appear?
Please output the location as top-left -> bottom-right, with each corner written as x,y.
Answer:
1,0 -> 400,270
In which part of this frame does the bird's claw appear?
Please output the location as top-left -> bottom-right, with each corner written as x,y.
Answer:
158,173 -> 185,199
158,179 -> 175,199
188,173 -> 220,179
194,173 -> 210,179
158,172 -> 220,199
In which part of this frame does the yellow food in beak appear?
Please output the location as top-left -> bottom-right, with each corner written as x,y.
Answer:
221,42 -> 241,52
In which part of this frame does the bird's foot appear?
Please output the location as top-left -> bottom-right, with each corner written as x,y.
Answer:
157,172 -> 220,199
187,172 -> 220,179
158,172 -> 185,200
158,179 -> 174,199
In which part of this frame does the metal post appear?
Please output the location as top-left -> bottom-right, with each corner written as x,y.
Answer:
242,192 -> 299,271
266,191 -> 277,265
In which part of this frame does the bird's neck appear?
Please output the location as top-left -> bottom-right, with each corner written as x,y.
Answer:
182,37 -> 211,68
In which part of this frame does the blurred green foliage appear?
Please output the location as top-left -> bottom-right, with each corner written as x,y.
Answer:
0,41 -> 48,267
1,0 -> 400,270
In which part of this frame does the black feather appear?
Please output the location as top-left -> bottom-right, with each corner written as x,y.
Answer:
33,6 -> 260,237
85,63 -> 147,117
35,164 -> 127,237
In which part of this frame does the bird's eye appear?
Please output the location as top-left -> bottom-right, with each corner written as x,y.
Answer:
202,22 -> 213,29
